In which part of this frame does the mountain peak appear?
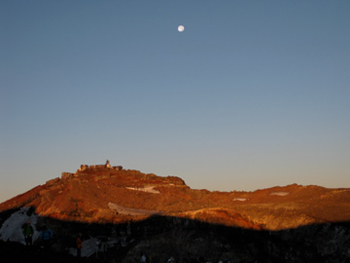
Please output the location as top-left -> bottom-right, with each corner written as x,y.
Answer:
1,163 -> 350,231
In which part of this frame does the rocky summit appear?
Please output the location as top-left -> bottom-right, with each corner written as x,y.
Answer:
1,163 -> 350,262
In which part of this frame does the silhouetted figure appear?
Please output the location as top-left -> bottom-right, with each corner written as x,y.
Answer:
76,233 -> 83,257
38,225 -> 53,249
22,221 -> 34,246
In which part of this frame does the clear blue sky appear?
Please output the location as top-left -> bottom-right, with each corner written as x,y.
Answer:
1,1 -> 350,202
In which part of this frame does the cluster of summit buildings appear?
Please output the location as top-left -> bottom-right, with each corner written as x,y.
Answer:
61,160 -> 123,180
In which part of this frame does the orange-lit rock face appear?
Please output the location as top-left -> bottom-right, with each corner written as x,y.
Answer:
1,166 -> 350,230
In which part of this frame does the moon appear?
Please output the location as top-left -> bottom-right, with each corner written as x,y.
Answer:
178,25 -> 185,32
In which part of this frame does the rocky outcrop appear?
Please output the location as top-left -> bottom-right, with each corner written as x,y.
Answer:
61,172 -> 74,179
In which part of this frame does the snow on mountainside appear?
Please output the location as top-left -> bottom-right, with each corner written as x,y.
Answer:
1,163 -> 350,262
1,163 -> 350,230
0,207 -> 112,257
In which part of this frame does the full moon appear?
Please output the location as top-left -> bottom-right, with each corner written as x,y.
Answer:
178,25 -> 185,32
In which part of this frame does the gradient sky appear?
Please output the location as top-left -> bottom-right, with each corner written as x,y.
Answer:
1,1 -> 350,203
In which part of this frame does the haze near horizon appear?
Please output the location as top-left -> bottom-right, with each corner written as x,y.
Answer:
1,1 -> 350,203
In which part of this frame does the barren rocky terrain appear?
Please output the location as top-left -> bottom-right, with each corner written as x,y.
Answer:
1,164 -> 350,262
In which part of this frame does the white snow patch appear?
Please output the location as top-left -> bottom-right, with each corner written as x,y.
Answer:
270,192 -> 290,196
125,186 -> 160,194
68,237 -> 121,257
233,198 -> 248,201
81,238 -> 100,257
0,207 -> 40,244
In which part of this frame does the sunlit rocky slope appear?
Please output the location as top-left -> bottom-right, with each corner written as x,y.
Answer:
1,163 -> 350,262
1,163 -> 350,230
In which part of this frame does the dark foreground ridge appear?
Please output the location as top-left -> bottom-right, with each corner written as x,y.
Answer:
0,208 -> 350,263
0,240 -> 85,263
